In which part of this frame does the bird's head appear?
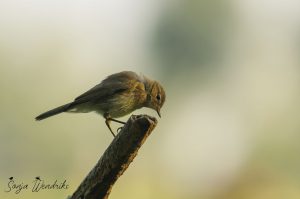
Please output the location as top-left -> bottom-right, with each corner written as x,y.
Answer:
145,80 -> 166,117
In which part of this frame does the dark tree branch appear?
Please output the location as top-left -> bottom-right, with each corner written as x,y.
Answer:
69,114 -> 157,199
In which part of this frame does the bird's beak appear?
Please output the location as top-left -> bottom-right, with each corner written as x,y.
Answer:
156,109 -> 161,118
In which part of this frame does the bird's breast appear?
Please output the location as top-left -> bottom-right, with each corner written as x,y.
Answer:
104,84 -> 147,118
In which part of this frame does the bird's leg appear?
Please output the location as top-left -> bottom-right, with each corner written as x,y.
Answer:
108,118 -> 126,125
105,119 -> 116,137
104,113 -> 125,137
108,118 -> 126,133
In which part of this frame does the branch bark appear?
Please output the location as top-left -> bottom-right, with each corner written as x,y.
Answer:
69,114 -> 157,199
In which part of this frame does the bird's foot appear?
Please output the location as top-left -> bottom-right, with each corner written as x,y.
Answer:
117,127 -> 123,133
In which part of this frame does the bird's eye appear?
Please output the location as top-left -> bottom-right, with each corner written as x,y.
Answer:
156,94 -> 161,101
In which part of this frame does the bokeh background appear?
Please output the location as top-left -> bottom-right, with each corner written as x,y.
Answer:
1,0 -> 300,199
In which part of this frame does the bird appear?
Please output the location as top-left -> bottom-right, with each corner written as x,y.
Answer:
35,71 -> 166,137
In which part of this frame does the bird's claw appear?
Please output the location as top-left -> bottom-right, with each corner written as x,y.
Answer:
117,127 -> 123,133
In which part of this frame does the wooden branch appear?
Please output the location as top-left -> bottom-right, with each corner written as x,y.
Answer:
69,114 -> 157,199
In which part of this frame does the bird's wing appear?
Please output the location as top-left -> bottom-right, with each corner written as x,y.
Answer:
73,82 -> 128,104
73,71 -> 141,104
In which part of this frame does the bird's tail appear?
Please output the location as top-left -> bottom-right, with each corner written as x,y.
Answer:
35,102 -> 73,121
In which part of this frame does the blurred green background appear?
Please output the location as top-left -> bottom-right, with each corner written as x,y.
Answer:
1,0 -> 300,199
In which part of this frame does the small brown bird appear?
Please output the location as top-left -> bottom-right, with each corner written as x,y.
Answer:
35,71 -> 166,137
